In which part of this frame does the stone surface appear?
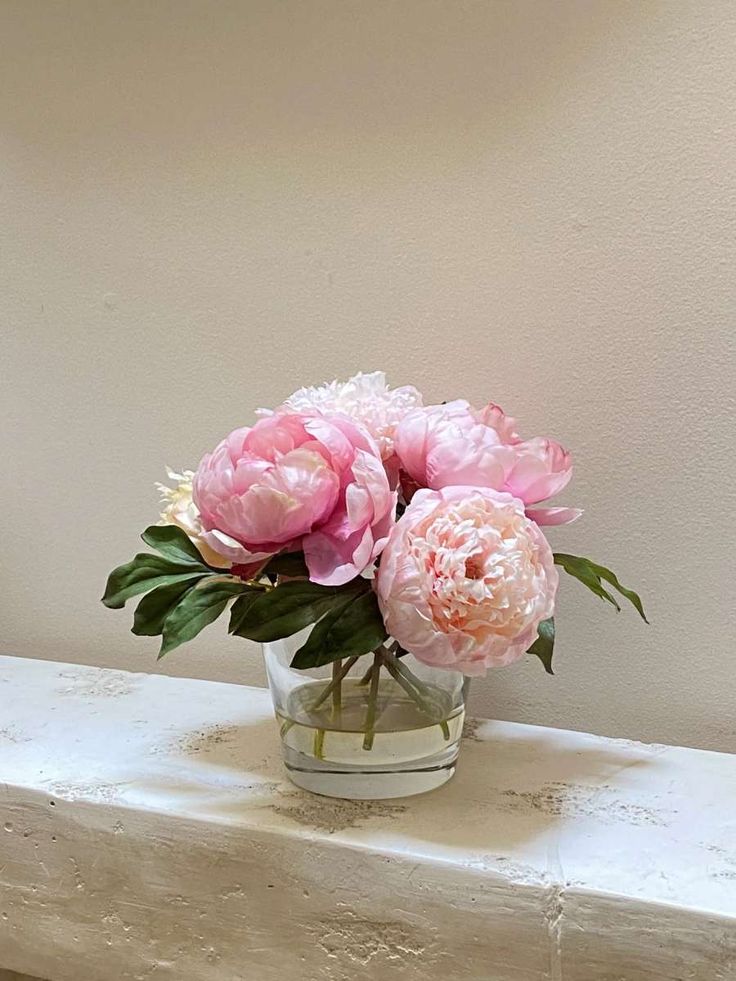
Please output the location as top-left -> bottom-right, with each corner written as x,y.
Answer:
1,655 -> 735,980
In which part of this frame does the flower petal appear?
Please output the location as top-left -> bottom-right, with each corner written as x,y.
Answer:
526,507 -> 583,526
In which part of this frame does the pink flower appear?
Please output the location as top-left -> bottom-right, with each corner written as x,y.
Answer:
193,412 -> 395,586
395,400 -> 516,491
376,486 -> 558,675
394,400 -> 581,525
264,371 -> 424,462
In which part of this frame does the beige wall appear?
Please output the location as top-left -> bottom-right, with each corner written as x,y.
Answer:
2,0 -> 734,751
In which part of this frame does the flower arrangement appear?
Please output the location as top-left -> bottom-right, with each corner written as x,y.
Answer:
103,371 -> 645,795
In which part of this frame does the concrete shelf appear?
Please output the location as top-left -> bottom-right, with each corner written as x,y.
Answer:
1,655 -> 734,980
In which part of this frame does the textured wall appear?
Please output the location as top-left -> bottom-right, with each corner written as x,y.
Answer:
2,1 -> 734,750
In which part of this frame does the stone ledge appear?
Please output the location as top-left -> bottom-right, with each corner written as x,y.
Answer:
0,654 -> 734,980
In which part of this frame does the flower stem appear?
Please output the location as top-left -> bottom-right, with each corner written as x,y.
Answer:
383,652 -> 451,739
313,727 -> 325,759
382,654 -> 434,717
310,656 -> 359,712
362,652 -> 383,751
389,653 -> 442,709
331,659 -> 343,721
280,718 -> 294,738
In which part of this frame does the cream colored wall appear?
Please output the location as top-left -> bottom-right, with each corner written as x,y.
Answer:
2,0 -> 734,751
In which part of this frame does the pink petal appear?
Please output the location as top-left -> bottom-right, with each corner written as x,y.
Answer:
394,409 -> 430,483
199,528 -> 275,565
303,526 -> 374,586
302,415 -> 355,469
526,507 -> 583,526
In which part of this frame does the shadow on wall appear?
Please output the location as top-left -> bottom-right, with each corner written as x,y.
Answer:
1,0 -> 666,173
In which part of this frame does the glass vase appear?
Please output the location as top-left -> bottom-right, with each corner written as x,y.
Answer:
263,630 -> 468,800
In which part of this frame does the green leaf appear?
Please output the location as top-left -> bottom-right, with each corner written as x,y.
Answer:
527,618 -> 555,675
229,579 -> 362,643
291,589 -> 388,669
554,553 -> 648,622
132,579 -> 197,636
228,590 -> 263,634
102,553 -> 209,609
590,562 -> 648,622
159,579 -> 248,658
141,524 -> 210,568
262,552 -> 309,578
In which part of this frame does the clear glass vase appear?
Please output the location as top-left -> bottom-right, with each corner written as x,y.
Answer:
263,630 -> 468,800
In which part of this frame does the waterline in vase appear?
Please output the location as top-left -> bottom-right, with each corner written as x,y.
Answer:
264,636 -> 467,800
278,676 -> 465,767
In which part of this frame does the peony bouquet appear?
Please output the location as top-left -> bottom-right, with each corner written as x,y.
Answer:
103,371 -> 645,796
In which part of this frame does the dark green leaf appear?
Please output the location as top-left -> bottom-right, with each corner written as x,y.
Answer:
132,579 -> 198,636
291,589 -> 388,669
228,590 -> 263,634
102,553 -> 208,609
229,579 -> 361,643
141,524 -> 210,568
527,618 -> 555,675
262,552 -> 309,578
159,579 -> 248,658
554,553 -> 648,622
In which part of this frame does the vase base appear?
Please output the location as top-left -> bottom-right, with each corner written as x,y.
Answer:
283,755 -> 458,800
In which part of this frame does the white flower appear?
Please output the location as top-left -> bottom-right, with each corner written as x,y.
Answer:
270,371 -> 423,460
156,468 -> 231,568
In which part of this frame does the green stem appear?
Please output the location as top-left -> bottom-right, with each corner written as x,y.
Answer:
310,655 -> 359,712
358,641 -> 399,684
391,654 -> 443,711
383,652 -> 451,739
280,718 -> 294,738
281,658 -> 358,755
331,659 -> 343,721
362,652 -> 383,751
382,655 -> 434,717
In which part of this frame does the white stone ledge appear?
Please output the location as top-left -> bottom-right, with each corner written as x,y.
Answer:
0,654 -> 734,981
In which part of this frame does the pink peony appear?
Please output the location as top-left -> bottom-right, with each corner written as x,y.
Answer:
395,400 -> 515,492
193,412 -> 395,586
264,371 -> 424,463
376,486 -> 558,675
394,400 -> 581,525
